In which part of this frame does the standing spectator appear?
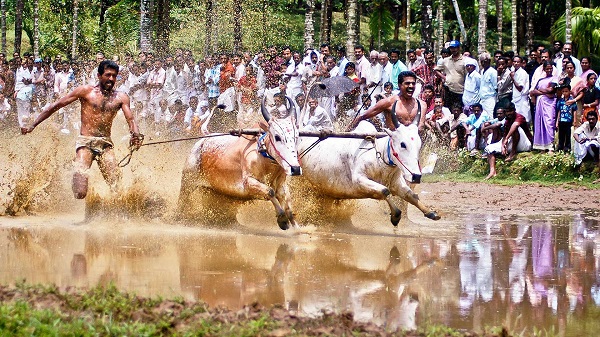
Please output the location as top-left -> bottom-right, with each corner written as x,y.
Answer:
530,61 -> 558,152
554,84 -> 577,152
555,43 -> 582,76
204,55 -> 221,108
561,61 -> 585,126
15,57 -> 35,127
31,58 -> 46,115
336,45 -> 349,77
434,40 -> 466,110
413,50 -> 437,94
364,50 -> 382,101
406,49 -> 425,71
580,57 -> 596,82
462,58 -> 481,113
42,61 -> 55,107
378,52 -> 393,91
236,65 -> 259,127
551,41 -> 564,65
146,58 -> 166,122
581,73 -> 600,124
479,52 -> 497,117
389,49 -> 408,91
510,55 -> 531,122
497,57 -> 512,107
354,45 -> 369,90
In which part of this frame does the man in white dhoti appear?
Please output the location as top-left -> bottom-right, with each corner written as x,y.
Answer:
574,110 -> 600,167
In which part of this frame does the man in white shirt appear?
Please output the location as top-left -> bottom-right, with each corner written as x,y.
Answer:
478,52 -> 497,117
364,50 -> 382,101
555,43 -> 582,76
354,45 -> 370,88
378,52 -> 393,89
301,97 -> 333,132
15,58 -> 35,127
574,110 -> 600,166
462,58 -> 481,111
147,59 -> 166,121
510,55 -> 531,122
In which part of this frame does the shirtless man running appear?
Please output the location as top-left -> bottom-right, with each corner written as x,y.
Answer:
21,60 -> 143,199
347,71 -> 426,131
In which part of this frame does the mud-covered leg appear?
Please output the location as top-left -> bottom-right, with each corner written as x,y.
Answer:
73,148 -> 94,199
385,194 -> 402,226
245,175 -> 289,230
353,175 -> 401,226
400,186 -> 440,220
274,173 -> 297,228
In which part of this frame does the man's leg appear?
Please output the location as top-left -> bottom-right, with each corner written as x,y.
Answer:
506,128 -> 521,161
73,148 -> 94,199
97,148 -> 122,193
485,153 -> 497,180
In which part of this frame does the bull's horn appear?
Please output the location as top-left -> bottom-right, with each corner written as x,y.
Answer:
390,108 -> 401,129
285,96 -> 297,120
261,97 -> 271,122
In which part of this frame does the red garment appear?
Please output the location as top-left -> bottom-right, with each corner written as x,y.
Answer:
219,62 -> 235,92
238,75 -> 257,104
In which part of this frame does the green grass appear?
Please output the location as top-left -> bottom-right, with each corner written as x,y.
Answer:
0,282 -> 509,337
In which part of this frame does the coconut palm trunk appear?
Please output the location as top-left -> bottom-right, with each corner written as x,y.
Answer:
421,0 -> 433,50
304,0 -> 315,50
477,0 -> 487,54
496,0 -> 503,50
71,0 -> 79,59
436,0 -> 444,56
526,0 -> 533,51
14,0 -> 23,55
140,0 -> 152,52
450,0 -> 467,42
345,0 -> 357,61
511,0 -> 517,52
233,0 -> 243,53
565,0 -> 572,42
33,0 -> 39,58
406,0 -> 410,52
319,0 -> 332,44
0,0 -> 5,53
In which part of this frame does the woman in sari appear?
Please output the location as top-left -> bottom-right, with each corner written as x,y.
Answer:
561,61 -> 585,127
530,61 -> 558,151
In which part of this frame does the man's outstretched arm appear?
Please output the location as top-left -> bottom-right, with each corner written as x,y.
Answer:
21,86 -> 85,134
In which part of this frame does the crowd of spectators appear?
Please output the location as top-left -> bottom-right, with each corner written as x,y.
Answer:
3,40 -> 600,178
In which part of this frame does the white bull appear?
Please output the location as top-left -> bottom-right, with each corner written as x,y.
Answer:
178,97 -> 302,230
298,115 -> 440,226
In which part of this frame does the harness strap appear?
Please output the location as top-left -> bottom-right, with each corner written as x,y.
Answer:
257,132 -> 276,161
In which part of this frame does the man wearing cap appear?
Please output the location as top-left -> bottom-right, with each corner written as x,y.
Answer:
434,40 -> 466,110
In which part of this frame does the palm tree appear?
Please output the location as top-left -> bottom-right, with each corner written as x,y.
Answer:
33,0 -> 39,58
304,0 -> 315,50
496,0 -> 503,50
369,0 -> 394,50
345,0 -> 358,61
233,0 -> 243,53
421,0 -> 433,50
436,0 -> 444,56
565,0 -> 572,42
526,0 -> 533,52
552,7 -> 600,58
406,0 -> 411,53
477,0 -> 487,54
71,0 -> 79,59
319,0 -> 332,45
450,0 -> 467,42
154,0 -> 170,56
2,0 -> 7,54
140,0 -> 152,52
511,0 -> 517,52
14,0 -> 23,55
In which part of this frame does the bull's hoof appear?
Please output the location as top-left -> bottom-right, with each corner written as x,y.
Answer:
424,211 -> 441,220
277,213 -> 290,230
391,209 -> 402,227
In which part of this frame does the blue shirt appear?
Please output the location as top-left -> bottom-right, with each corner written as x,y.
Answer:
556,97 -> 576,123
204,65 -> 221,98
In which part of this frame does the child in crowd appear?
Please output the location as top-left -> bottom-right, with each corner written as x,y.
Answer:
555,84 -> 577,152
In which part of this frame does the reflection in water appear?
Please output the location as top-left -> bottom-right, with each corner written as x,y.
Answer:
1,212 -> 600,335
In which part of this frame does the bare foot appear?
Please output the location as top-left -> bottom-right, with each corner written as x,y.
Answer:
505,155 -> 516,162
484,172 -> 497,180
593,178 -> 600,184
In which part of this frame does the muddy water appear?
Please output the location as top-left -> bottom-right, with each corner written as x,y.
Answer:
2,120 -> 600,335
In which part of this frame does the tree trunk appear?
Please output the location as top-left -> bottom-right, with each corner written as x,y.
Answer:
14,0 -> 23,55
421,0 -> 433,50
450,0 -> 467,42
262,0 -> 268,49
319,0 -> 332,44
71,0 -> 79,59
154,0 -> 170,57
211,1 -> 219,53
436,0 -> 444,55
345,0 -> 357,61
394,5 -> 400,40
356,1 -> 361,44
477,0 -> 487,54
526,0 -> 533,52
33,0 -> 39,58
140,0 -> 152,52
406,0 -> 410,53
304,0 -> 315,51
233,0 -> 243,53
204,0 -> 213,56
511,0 -> 517,52
496,0 -> 502,50
565,0 -> 572,42
1,0 -> 5,54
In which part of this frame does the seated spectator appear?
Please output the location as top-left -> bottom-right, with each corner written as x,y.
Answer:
448,103 -> 488,153
301,97 -> 333,132
573,110 -> 600,168
444,103 -> 468,150
480,105 -> 506,155
419,84 -> 435,114
0,92 -> 11,122
424,96 -> 452,137
484,103 -> 533,179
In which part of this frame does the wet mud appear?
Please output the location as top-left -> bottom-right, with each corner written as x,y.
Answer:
2,115 -> 600,335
